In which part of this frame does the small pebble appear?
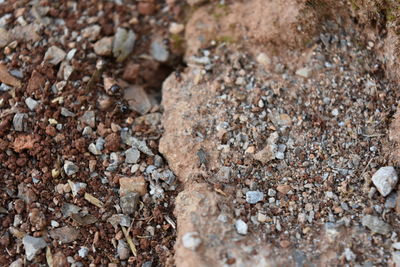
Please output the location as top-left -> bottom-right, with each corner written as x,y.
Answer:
372,166 -> 398,197
63,161 -> 79,176
235,219 -> 248,235
182,232 -> 202,251
246,190 -> 264,204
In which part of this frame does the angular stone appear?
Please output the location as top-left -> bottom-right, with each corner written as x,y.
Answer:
125,147 -> 140,164
25,97 -> 39,111
246,191 -> 264,204
44,46 -> 66,65
113,28 -> 136,62
120,192 -> 139,215
254,132 -> 278,164
13,113 -> 28,132
362,215 -> 392,235
235,219 -> 248,235
63,160 -> 79,176
80,110 -> 96,128
117,240 -> 130,260
22,235 -> 47,261
123,85 -> 152,115
94,37 -> 113,56
372,166 -> 398,197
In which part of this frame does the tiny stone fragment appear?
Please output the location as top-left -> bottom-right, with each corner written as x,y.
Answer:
182,232 -> 202,251
113,28 -> 136,62
235,219 -> 248,235
246,191 -> 264,204
13,113 -> 28,131
22,235 -> 47,261
49,226 -> 80,243
80,110 -> 96,128
119,176 -> 147,196
361,214 -> 392,235
295,67 -> 312,78
125,147 -> 140,164
94,37 -> 113,56
118,240 -> 130,260
120,192 -> 139,215
371,166 -> 398,197
150,38 -> 169,62
44,46 -> 66,65
254,132 -> 278,164
61,107 -> 75,117
64,161 -> 79,176
25,97 -> 38,111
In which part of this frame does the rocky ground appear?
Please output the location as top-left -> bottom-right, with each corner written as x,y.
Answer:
1,0 -> 400,266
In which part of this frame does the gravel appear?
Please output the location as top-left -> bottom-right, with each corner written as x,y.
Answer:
235,219 -> 248,235
246,191 -> 264,204
63,161 -> 79,176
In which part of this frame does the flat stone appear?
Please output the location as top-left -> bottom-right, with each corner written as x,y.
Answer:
246,191 -> 264,204
235,219 -> 248,235
63,160 -> 79,176
361,215 -> 392,235
22,235 -> 47,261
372,166 -> 398,197
107,214 -> 132,228
125,147 -> 140,164
44,46 -> 66,65
94,37 -> 113,56
182,232 -> 202,251
49,226 -> 80,243
120,192 -> 139,215
119,176 -> 147,196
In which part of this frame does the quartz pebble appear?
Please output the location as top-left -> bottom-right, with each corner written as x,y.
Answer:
235,219 -> 248,235
182,232 -> 202,251
150,38 -> 169,62
371,166 -> 398,197
113,28 -> 136,62
169,22 -> 184,34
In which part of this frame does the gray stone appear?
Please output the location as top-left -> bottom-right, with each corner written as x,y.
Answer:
25,97 -> 38,111
81,24 -> 101,41
150,39 -> 169,62
120,192 -> 139,215
63,160 -> 79,176
372,166 -> 398,197
125,147 -> 140,164
44,46 -> 66,65
61,107 -> 75,117
13,113 -> 27,131
182,232 -> 202,251
361,215 -> 392,235
69,181 -> 87,197
107,214 -> 132,228
235,219 -> 248,235
217,166 -> 231,182
22,235 -> 47,261
246,191 -> 264,204
117,240 -> 130,260
385,193 -> 397,209
127,137 -> 154,156
80,111 -> 96,128
82,126 -> 93,136
95,137 -> 105,151
113,28 -> 136,62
